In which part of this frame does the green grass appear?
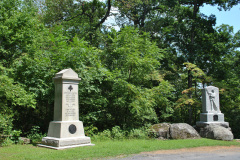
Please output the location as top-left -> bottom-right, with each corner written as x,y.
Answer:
0,138 -> 239,160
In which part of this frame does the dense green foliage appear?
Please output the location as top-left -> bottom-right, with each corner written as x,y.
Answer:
1,0 -> 240,145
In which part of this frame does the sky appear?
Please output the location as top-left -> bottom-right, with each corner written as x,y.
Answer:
197,4 -> 239,33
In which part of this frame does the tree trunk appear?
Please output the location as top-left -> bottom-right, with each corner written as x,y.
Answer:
188,0 -> 200,125
188,70 -> 192,125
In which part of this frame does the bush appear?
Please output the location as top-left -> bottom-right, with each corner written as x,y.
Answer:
111,126 -> 125,140
27,126 -> 46,143
84,125 -> 98,137
0,114 -> 13,136
1,137 -> 14,147
0,114 -> 22,146
92,129 -> 112,141
128,128 -> 149,139
91,126 -> 150,141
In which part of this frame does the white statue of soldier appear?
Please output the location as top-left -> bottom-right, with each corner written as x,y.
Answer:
206,88 -> 219,111
197,86 -> 229,134
201,86 -> 221,113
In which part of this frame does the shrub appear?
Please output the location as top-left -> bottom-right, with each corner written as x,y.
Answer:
84,125 -> 98,137
91,125 -> 151,141
111,126 -> 125,140
27,126 -> 46,143
0,114 -> 22,146
128,128 -> 148,139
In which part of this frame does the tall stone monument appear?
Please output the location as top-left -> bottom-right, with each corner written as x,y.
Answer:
38,68 -> 94,149
196,86 -> 233,140
196,86 -> 228,126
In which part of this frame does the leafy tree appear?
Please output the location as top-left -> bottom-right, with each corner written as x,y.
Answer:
11,23 -> 108,132
39,0 -> 112,45
114,0 -> 240,125
99,27 -> 175,129
209,26 -> 240,138
175,0 -> 240,125
114,0 -> 177,28
174,62 -> 211,123
0,0 -> 39,67
0,0 -> 40,134
0,64 -> 36,114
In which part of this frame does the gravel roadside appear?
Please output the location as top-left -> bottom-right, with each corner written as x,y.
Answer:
106,145 -> 240,160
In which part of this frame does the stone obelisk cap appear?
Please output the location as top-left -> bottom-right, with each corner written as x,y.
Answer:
53,68 -> 81,81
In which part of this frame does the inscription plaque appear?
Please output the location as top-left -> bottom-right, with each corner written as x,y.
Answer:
213,115 -> 218,121
65,92 -> 76,107
69,124 -> 77,134
64,90 -> 77,117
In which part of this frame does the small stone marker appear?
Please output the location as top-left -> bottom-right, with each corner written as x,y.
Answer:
196,86 -> 229,127
38,68 -> 94,149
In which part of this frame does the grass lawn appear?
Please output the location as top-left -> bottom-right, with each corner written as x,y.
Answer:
0,138 -> 240,160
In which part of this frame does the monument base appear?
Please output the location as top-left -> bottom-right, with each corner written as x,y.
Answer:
200,113 -> 224,122
38,136 -> 95,150
47,121 -> 85,138
195,121 -> 233,141
196,121 -> 229,128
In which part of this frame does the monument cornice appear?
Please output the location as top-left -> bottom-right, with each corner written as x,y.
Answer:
53,77 -> 81,81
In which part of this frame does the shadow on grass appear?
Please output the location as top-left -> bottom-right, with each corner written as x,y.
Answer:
30,141 -> 41,146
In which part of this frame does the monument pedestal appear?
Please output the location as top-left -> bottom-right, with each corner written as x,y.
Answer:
38,137 -> 93,150
196,121 -> 229,128
199,113 -> 224,122
38,69 -> 94,149
47,121 -> 85,138
196,112 -> 229,130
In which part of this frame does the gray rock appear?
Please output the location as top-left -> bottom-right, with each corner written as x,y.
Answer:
170,123 -> 201,139
200,124 -> 233,141
19,137 -> 30,144
196,122 -> 229,128
149,123 -> 170,139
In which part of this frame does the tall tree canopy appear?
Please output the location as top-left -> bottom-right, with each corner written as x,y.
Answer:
1,0 -> 240,139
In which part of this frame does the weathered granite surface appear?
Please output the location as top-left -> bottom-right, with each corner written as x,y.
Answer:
149,123 -> 170,139
19,137 -> 30,144
196,122 -> 229,128
170,123 -> 201,139
41,137 -> 91,147
199,124 -> 233,141
150,123 -> 200,139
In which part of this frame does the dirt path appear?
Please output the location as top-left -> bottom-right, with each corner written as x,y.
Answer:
141,145 -> 240,154
108,146 -> 240,160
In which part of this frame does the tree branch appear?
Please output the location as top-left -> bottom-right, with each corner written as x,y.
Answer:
94,0 -> 111,30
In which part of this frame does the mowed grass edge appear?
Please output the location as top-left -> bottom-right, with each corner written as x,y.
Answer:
0,138 -> 239,160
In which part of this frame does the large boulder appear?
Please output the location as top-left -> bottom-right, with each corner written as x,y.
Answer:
200,124 -> 233,141
149,123 -> 170,139
19,137 -> 31,144
170,123 -> 201,139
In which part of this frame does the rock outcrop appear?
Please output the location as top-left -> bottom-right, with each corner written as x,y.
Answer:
150,123 -> 200,139
170,123 -> 201,139
150,122 -> 233,141
199,124 -> 233,141
149,123 -> 170,139
19,137 -> 30,144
